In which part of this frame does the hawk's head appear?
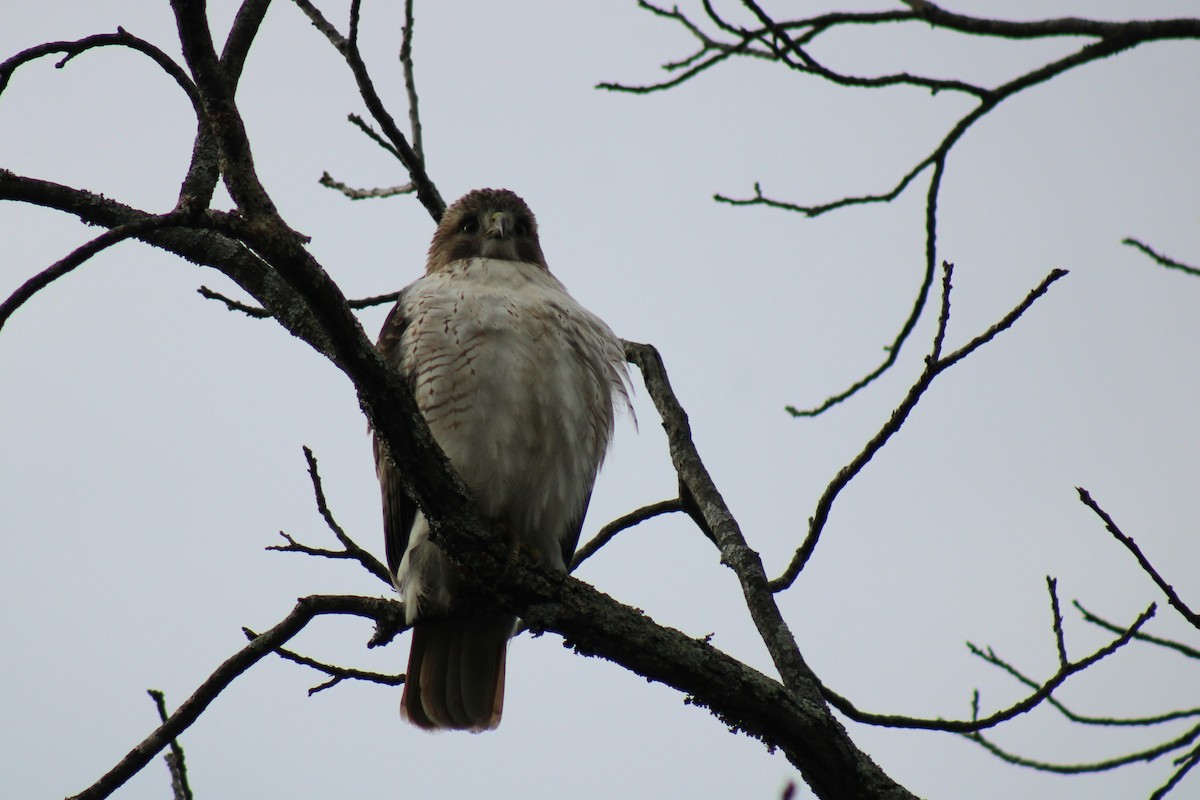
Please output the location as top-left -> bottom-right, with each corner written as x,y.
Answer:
427,188 -> 547,273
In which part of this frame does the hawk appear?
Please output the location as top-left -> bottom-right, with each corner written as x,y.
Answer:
374,188 -> 630,731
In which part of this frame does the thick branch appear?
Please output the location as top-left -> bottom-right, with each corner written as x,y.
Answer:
621,341 -> 913,799
0,170 -> 337,358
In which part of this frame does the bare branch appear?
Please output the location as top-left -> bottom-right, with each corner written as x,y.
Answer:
772,265 -> 1068,590
266,447 -> 393,587
290,0 -> 445,219
738,0 -> 988,96
967,630 -> 1200,728
199,284 -> 400,315
349,290 -> 401,310
899,1 -> 1200,40
1077,488 -> 1200,629
241,627 -> 404,695
178,0 -> 274,210
219,0 -> 272,82
398,0 -> 424,161
146,690 -> 193,800
968,721 -> 1200,776
571,499 -> 684,571
1075,601 -> 1200,662
613,2 -> 1196,416
68,595 -> 403,800
0,28 -> 198,110
822,601 -> 1156,733
319,171 -> 415,200
622,341 -> 838,725
1,213 -> 200,333
196,285 -> 272,317
1154,746 -> 1200,799
1124,237 -> 1200,277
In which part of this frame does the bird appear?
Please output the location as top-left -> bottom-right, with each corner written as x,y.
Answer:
373,188 -> 630,731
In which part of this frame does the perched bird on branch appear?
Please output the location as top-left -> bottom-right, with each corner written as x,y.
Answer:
374,188 -> 630,731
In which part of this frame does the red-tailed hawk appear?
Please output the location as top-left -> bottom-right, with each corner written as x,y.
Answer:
374,188 -> 629,731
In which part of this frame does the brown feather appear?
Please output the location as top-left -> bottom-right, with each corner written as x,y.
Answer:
401,615 -> 515,732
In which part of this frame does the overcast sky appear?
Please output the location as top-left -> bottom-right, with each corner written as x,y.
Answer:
3,2 -> 1199,799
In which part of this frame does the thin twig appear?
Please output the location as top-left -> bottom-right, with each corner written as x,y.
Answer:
1153,746 -> 1200,799
346,113 -> 402,158
319,171 -> 414,200
241,627 -> 404,694
571,499 -> 684,571
198,285 -> 399,315
0,28 -> 199,110
1047,577 -> 1068,667
968,721 -> 1200,775
967,632 -> 1200,727
1078,487 -> 1200,629
822,601 -> 1156,732
196,285 -> 271,317
1075,601 -> 1200,661
349,290 -> 401,310
290,0 -> 444,219
146,690 -> 193,800
772,265 -> 1068,590
1123,237 -> 1200,277
266,447 -> 393,586
399,0 -> 424,160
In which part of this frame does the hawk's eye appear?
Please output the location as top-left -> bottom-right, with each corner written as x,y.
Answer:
461,217 -> 481,234
514,219 -> 530,237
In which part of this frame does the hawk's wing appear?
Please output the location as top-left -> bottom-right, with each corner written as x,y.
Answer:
374,296 -> 418,580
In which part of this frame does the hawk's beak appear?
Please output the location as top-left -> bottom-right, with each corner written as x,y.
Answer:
485,211 -> 511,240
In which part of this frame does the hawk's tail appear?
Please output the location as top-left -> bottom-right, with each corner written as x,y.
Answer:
401,614 -> 514,732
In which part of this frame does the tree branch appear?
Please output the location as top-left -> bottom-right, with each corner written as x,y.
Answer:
1077,488 -> 1200,629
571,498 -> 684,571
612,2 -> 1197,416
266,446 -> 393,586
1123,237 -> 1200,277
290,0 -> 444,219
146,690 -> 193,800
68,595 -> 402,800
0,28 -> 199,109
822,585 -> 1157,733
772,264 -> 1067,590
0,213 -> 200,332
241,627 -> 405,695
1075,601 -> 1200,662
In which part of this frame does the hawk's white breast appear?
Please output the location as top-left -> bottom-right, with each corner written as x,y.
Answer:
391,258 -> 628,615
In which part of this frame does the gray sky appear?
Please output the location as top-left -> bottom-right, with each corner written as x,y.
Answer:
3,1 -> 1199,798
